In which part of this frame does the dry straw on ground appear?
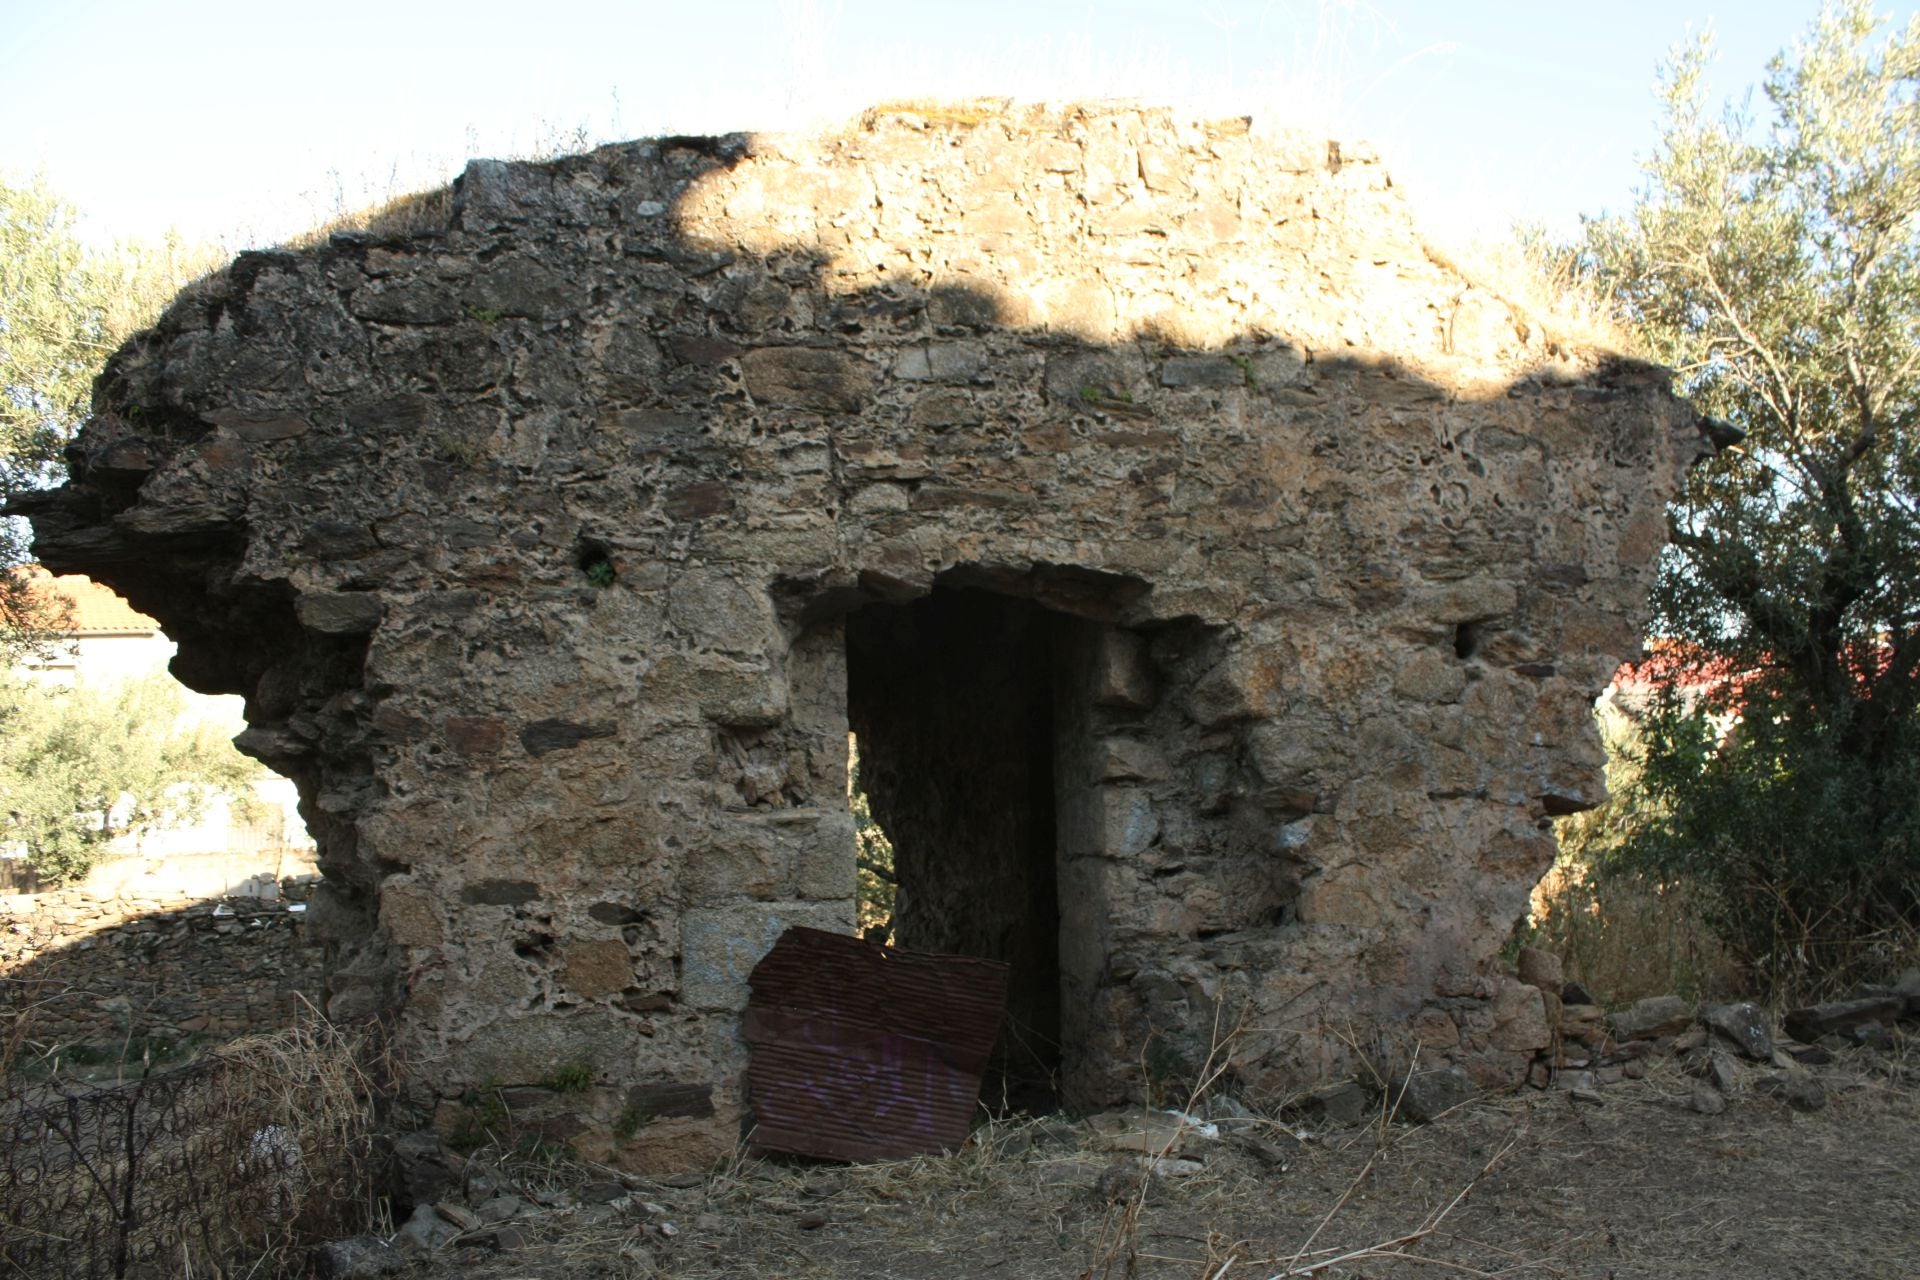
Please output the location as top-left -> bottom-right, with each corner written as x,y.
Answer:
0,1011 -> 387,1279
399,1020 -> 1917,1280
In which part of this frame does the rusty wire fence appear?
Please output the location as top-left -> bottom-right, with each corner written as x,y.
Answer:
0,1023 -> 387,1279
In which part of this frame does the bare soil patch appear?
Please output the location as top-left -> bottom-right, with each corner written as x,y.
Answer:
409,1040 -> 1919,1280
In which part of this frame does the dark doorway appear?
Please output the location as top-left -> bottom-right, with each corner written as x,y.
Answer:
845,587 -> 1062,1108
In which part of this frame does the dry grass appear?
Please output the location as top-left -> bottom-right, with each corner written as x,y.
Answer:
282,184 -> 455,249
1423,230 -> 1637,363
0,1010 -> 387,1278
861,97 -> 1019,128
405,1025 -> 1920,1279
1529,861 -> 1744,1005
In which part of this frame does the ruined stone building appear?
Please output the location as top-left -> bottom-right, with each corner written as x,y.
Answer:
15,105 -> 1713,1170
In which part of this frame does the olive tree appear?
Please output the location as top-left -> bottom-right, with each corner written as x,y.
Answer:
0,673 -> 262,884
1581,1 -> 1920,987
1,176 -> 218,658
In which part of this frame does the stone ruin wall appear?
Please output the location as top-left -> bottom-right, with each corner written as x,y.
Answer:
20,105 -> 1714,1171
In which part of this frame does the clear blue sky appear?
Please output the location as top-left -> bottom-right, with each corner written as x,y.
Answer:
2,1 -> 1910,249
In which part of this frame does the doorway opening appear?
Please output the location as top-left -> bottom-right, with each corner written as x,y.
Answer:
845,587 -> 1063,1109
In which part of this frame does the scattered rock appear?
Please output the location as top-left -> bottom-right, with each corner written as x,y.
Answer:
1783,996 -> 1904,1042
1896,968 -> 1920,1015
1489,978 -> 1553,1051
310,1236 -> 404,1279
1682,1046 -> 1739,1095
1030,1117 -> 1083,1147
1239,1134 -> 1297,1169
1095,1159 -> 1144,1201
1198,1090 -> 1259,1120
472,1224 -> 527,1252
392,1203 -> 460,1256
1297,1080 -> 1374,1127
433,1200 -> 482,1231
579,1180 -> 628,1204
1703,1002 -> 1774,1061
1851,1022 -> 1895,1051
1094,1152 -> 1204,1199
475,1194 -> 526,1223
1608,994 -> 1693,1041
392,1131 -> 461,1206
1392,1066 -> 1477,1123
1038,1158 -> 1104,1187
1516,946 -> 1564,995
1689,1082 -> 1727,1115
1756,1070 -> 1826,1112
1785,1043 -> 1834,1066
1086,1108 -> 1211,1154
1561,980 -> 1596,1006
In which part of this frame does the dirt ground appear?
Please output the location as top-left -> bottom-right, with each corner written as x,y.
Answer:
410,1039 -> 1919,1280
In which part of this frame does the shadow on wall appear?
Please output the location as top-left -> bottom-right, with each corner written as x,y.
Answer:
0,882 -> 326,1073
7,107 -> 1721,1121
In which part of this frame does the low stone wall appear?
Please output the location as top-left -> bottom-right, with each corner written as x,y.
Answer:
1,885 -> 326,1050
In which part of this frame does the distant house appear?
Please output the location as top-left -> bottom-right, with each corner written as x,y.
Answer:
1607,640 -> 1759,720
5,569 -> 314,896
17,568 -> 178,688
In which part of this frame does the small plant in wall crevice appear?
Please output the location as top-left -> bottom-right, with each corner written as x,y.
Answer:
576,538 -> 617,589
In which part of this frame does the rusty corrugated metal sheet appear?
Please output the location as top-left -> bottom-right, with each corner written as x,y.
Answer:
744,926 -> 1009,1162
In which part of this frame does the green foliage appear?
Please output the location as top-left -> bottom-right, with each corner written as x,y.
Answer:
0,176 -> 221,655
1613,687 -> 1917,990
1076,382 -> 1133,406
0,672 -> 263,883
1539,705 -> 1744,1002
1,178 -> 97,503
544,1061 -> 594,1093
446,1079 -> 509,1154
1577,2 -> 1920,991
612,1102 -> 651,1140
849,736 -> 896,940
1554,702 -> 1658,870
1141,1034 -> 1187,1106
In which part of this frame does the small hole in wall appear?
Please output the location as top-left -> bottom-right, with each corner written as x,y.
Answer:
1454,622 -> 1483,661
576,538 -> 616,588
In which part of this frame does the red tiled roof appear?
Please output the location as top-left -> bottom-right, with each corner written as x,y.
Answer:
12,567 -> 158,635
1615,636 -> 1905,707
